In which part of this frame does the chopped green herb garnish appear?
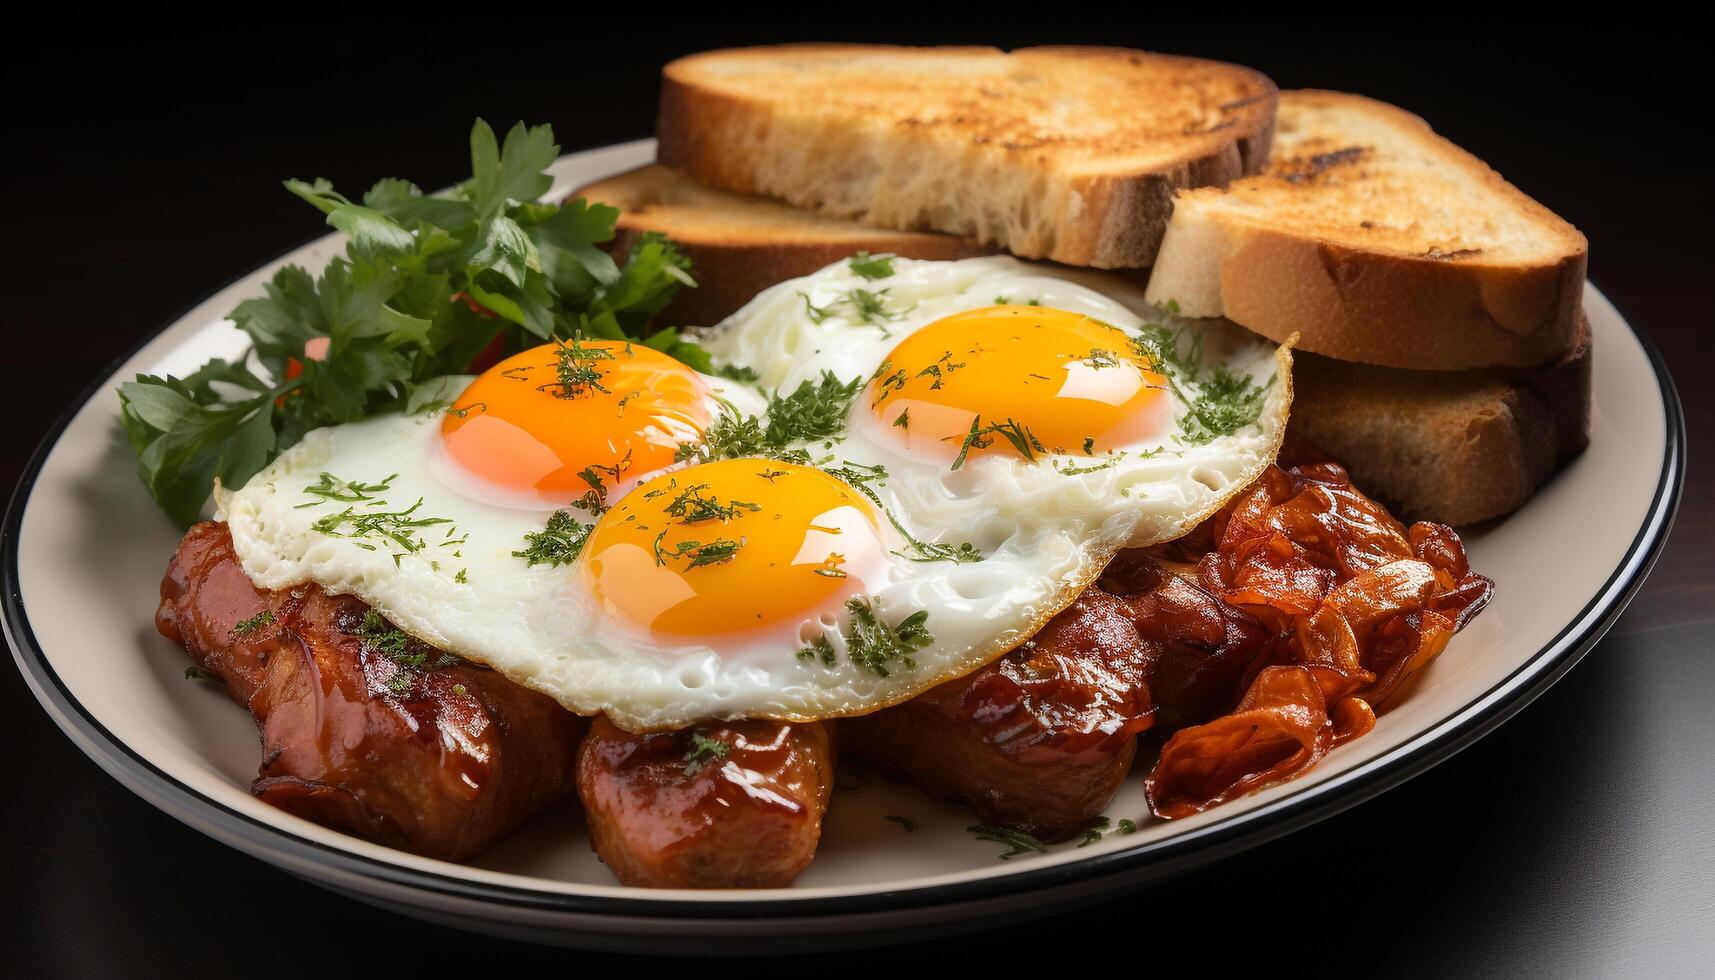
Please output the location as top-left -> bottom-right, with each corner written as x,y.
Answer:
309,496 -> 454,560
298,472 -> 394,506
798,634 -> 838,667
230,609 -> 275,637
800,292 -> 838,323
353,608 -> 456,690
715,362 -> 761,383
796,288 -> 908,330
849,251 -> 897,279
869,360 -> 908,409
653,533 -> 743,570
679,372 -> 863,463
663,484 -> 760,524
1129,318 -> 1274,445
969,824 -> 1048,859
513,510 -> 590,567
184,664 -> 222,684
548,336 -> 615,398
893,407 -> 910,429
1080,348 -> 1121,370
1180,366 -> 1272,445
799,597 -> 932,677
949,416 -> 1041,470
682,732 -> 731,776
845,288 -> 904,329
1076,815 -> 1139,846
572,451 -> 631,515
353,609 -> 412,659
1079,817 -> 1111,846
1053,454 -> 1127,476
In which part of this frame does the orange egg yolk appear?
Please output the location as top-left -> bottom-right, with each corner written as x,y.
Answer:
578,461 -> 889,646
439,341 -> 710,507
866,306 -> 1170,465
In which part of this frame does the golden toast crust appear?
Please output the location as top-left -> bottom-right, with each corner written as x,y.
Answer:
657,44 -> 1277,268
1147,91 -> 1588,369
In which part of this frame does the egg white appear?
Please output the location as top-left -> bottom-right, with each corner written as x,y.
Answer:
221,257 -> 1291,731
703,255 -> 1293,554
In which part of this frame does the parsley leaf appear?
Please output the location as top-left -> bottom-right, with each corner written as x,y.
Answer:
121,119 -> 707,527
848,251 -> 896,279
682,733 -> 731,776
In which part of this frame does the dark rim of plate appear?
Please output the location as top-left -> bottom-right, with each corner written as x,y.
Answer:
1,229 -> 1687,925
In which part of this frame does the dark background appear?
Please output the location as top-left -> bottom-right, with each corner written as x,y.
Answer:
5,21 -> 1711,975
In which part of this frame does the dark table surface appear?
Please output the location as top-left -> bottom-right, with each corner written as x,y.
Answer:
4,23 -> 1710,976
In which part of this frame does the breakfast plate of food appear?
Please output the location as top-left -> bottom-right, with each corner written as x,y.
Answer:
3,45 -> 1683,951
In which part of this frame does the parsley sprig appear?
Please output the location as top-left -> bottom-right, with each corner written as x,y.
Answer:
120,119 -> 703,527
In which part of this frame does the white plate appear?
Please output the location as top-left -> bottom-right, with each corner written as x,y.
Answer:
2,139 -> 1685,952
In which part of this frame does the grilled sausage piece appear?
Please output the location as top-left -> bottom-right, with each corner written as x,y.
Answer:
156,521 -> 586,861
841,589 -> 1150,839
1096,551 -> 1278,731
843,554 -> 1275,839
577,718 -> 836,888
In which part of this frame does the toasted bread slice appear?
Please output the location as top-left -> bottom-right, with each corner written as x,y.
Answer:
1290,310 -> 1591,525
1146,90 -> 1587,370
573,165 -> 991,326
658,45 -> 1277,269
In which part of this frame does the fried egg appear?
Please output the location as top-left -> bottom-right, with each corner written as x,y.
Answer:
222,256 -> 1291,731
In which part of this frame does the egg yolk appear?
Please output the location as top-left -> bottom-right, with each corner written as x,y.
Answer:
439,341 -> 709,507
578,461 -> 889,646
866,306 -> 1170,465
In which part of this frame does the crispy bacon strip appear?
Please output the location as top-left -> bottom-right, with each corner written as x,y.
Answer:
1146,665 -> 1331,818
577,718 -> 836,887
1146,463 -> 1492,818
157,522 -> 586,860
